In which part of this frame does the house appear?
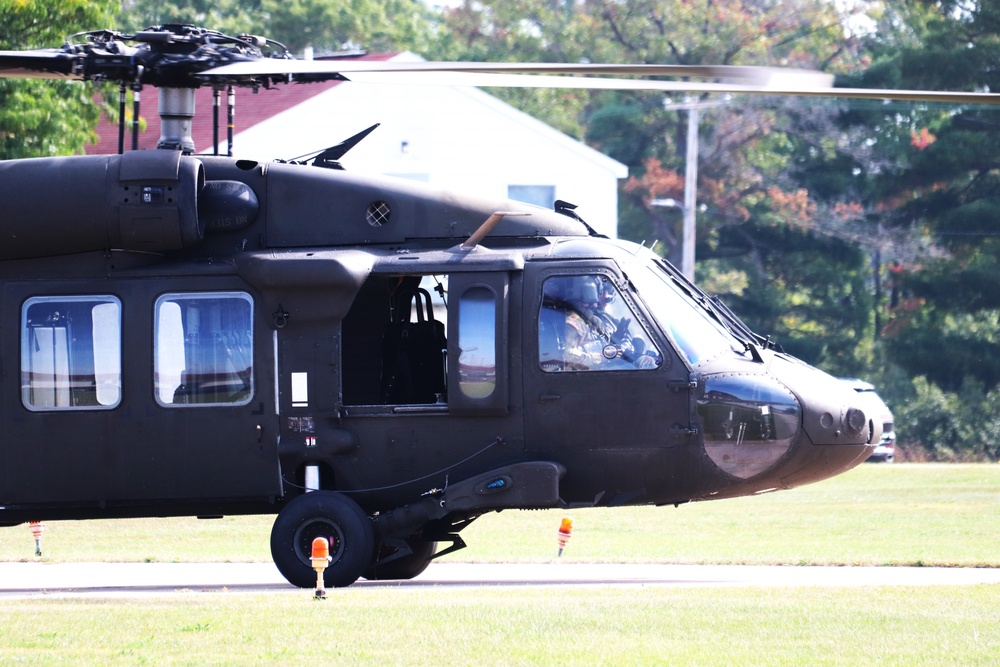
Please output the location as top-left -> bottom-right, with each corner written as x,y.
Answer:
89,52 -> 628,237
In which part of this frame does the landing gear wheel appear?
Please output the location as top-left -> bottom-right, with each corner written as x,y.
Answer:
364,540 -> 438,581
270,491 -> 375,588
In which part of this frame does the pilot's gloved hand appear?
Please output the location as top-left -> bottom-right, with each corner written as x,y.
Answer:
635,354 -> 658,369
613,316 -> 633,343
584,310 -> 609,338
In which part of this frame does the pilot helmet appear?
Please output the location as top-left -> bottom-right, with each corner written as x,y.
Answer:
542,277 -> 566,303
596,275 -> 616,306
577,276 -> 600,307
544,275 -> 611,308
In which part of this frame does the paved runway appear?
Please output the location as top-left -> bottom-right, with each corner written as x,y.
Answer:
1,562 -> 999,598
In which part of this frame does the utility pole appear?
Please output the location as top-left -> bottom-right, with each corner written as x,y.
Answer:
681,104 -> 699,281
661,96 -> 729,281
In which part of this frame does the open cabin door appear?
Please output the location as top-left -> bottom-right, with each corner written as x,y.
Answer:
333,269 -> 522,510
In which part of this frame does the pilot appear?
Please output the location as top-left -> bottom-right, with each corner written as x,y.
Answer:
540,275 -> 660,371
562,276 -> 610,370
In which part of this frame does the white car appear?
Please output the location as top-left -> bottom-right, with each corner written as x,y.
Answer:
841,378 -> 896,462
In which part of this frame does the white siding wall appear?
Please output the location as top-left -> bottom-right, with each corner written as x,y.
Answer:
226,54 -> 628,238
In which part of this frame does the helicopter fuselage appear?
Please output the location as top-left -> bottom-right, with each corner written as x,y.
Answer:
0,150 -> 877,585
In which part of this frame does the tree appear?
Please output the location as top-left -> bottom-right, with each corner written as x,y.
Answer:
117,0 -> 261,37
118,0 -> 436,55
829,1 -> 1000,392
0,0 -> 119,158
428,1 -> 883,374
424,0 -> 874,373
782,0 -> 1000,458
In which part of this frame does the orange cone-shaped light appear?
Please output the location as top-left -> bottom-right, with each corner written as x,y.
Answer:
556,517 -> 573,557
29,521 -> 44,557
311,536 -> 331,599
311,536 -> 330,561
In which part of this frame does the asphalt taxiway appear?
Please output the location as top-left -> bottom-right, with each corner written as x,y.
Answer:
1,562 -> 999,598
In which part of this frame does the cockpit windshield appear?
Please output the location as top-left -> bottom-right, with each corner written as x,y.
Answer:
629,261 -> 740,367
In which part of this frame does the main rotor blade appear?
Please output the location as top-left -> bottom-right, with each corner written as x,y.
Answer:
201,59 -> 1000,105
312,69 -> 1000,105
5,44 -> 997,105
0,50 -> 80,79
200,59 -> 832,86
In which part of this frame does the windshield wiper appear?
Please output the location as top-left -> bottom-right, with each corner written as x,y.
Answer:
707,296 -> 763,362
653,259 -> 781,359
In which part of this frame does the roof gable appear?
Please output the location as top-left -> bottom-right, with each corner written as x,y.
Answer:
87,53 -> 397,155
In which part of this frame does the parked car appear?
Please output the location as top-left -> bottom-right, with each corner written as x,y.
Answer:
841,378 -> 896,462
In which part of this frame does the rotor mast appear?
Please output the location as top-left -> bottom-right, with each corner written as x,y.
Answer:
158,87 -> 197,152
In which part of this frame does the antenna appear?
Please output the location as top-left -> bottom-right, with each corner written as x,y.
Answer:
461,211 -> 531,250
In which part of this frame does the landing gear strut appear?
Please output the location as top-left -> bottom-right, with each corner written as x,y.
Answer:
364,540 -> 438,581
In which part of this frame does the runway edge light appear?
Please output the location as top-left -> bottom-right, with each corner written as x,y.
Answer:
557,517 -> 573,557
311,537 -> 331,599
29,522 -> 44,557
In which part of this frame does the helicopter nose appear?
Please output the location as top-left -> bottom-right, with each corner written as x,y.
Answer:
697,374 -> 801,480
783,360 -> 882,448
761,356 -> 880,488
696,358 -> 879,486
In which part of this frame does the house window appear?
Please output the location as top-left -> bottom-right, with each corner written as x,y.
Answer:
508,185 -> 556,208
21,295 -> 122,410
386,173 -> 430,183
155,292 -> 254,406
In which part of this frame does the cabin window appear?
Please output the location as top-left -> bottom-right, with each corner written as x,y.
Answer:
538,275 -> 662,372
458,286 -> 497,399
155,292 -> 254,406
21,296 -> 122,410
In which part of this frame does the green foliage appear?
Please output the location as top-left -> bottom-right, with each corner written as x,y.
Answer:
0,0 -> 118,159
894,377 -> 1000,461
118,0 -> 436,54
701,221 -> 875,373
886,301 -> 1000,391
584,97 -> 660,165
0,0 -> 114,48
827,1 -> 1000,443
116,0 -> 263,37
0,80 -> 103,158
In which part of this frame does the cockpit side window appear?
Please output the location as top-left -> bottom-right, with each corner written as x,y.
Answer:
538,275 -> 661,373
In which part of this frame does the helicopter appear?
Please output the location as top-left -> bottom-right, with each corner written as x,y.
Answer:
1,25 -> 994,588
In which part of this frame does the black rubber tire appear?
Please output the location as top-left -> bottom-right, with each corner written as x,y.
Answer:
270,491 -> 375,588
364,540 -> 437,581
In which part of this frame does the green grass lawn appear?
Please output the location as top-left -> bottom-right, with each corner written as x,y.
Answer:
3,463 -> 997,566
1,586 -> 998,666
1,464 -> 998,665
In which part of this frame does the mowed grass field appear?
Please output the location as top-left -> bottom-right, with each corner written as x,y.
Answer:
2,463 -> 995,566
0,463 -> 997,666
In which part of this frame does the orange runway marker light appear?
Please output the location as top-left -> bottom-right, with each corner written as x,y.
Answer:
311,536 -> 331,599
556,517 -> 573,557
29,522 -> 45,557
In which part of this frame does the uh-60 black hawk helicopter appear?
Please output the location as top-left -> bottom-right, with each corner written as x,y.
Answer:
1,25 -> 995,588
